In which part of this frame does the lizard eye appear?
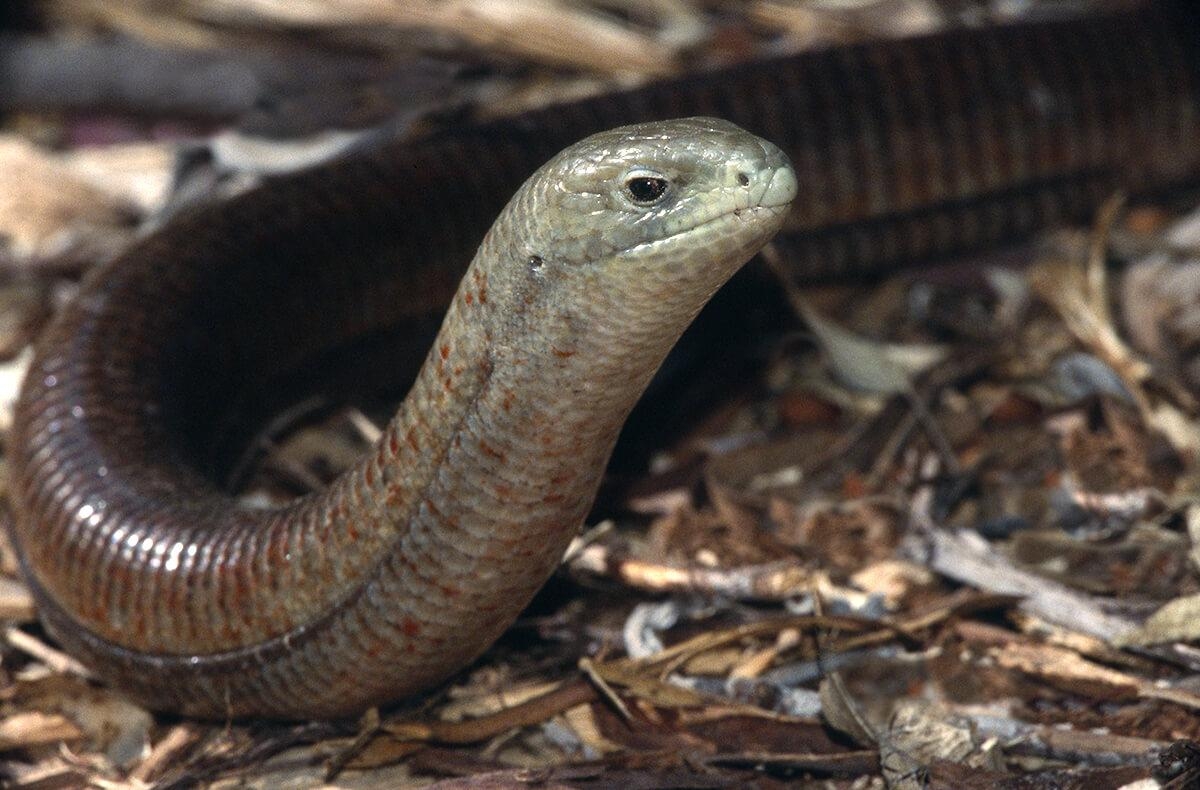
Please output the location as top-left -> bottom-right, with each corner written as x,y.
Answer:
625,175 -> 669,204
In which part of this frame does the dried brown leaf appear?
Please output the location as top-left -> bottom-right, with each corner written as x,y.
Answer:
923,528 -> 1138,642
190,0 -> 682,75
1032,234 -> 1200,453
818,674 -> 876,747
568,542 -> 816,601
0,575 -> 35,622
850,560 -> 935,609
989,642 -> 1140,701
0,711 -> 83,751
886,700 -> 1000,769
589,661 -> 708,709
0,137 -> 139,267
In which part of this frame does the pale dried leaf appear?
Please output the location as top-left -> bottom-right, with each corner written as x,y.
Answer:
0,137 -> 137,263
1146,400 -> 1200,454
439,680 -> 564,721
0,711 -> 83,751
985,266 -> 1031,327
798,299 -> 944,395
922,529 -> 1138,641
1121,253 -> 1181,360
128,723 -> 203,784
0,576 -> 35,621
850,560 -> 934,609
591,661 -> 708,708
989,642 -> 1140,700
1189,503 -> 1200,573
1027,252 -> 1200,461
560,704 -> 623,756
886,699 -> 999,769
0,348 -> 32,436
209,129 -> 368,175
63,142 -> 174,213
1166,203 -> 1200,249
572,543 -> 815,601
193,0 -> 679,75
1116,592 -> 1200,648
6,626 -> 94,679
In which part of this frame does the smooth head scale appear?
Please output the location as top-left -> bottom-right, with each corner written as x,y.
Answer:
462,117 -> 797,407
476,117 -> 796,329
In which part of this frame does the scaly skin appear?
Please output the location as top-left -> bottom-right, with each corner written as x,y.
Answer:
9,118 -> 796,719
9,0 -> 1200,720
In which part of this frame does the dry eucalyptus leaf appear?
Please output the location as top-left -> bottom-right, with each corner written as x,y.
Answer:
1120,254 -> 1197,362
439,680 -> 564,721
590,660 -> 708,709
0,136 -> 138,265
885,699 -> 1000,770
990,642 -> 1141,701
878,741 -> 927,790
1031,251 -> 1147,386
985,266 -> 1031,327
926,529 -> 1139,642
0,348 -> 33,436
850,560 -> 935,609
1146,401 -> 1200,456
195,0 -> 682,75
0,576 -> 35,622
1116,592 -> 1200,648
798,298 -> 945,395
64,142 -> 174,213
0,711 -> 83,751
818,674 -> 876,747
1188,503 -> 1200,573
560,703 -> 623,756
1167,204 -> 1200,250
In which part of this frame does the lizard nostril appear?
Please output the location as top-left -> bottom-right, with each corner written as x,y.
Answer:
737,172 -> 751,187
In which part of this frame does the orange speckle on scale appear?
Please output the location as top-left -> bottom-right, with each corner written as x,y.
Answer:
478,440 -> 505,460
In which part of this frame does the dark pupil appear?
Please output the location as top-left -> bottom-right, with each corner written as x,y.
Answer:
627,177 -> 668,203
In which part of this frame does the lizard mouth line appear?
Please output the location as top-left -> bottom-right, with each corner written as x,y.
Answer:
616,200 -> 790,260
